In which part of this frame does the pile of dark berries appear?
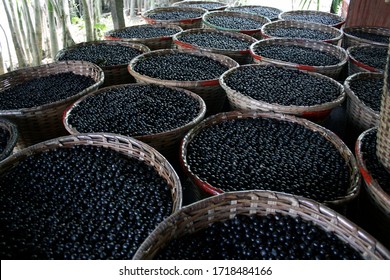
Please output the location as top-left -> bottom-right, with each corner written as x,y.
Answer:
253,44 -> 340,66
266,26 -> 335,41
133,52 -> 229,81
0,73 -> 95,110
156,213 -> 362,259
67,84 -> 200,136
223,65 -> 341,106
349,46 -> 388,70
282,14 -> 342,26
348,77 -> 384,112
0,127 -> 10,156
0,145 -> 173,259
186,117 -> 350,202
147,10 -> 204,21
178,32 -> 252,50
360,129 -> 390,195
107,26 -> 180,39
206,14 -> 265,30
57,44 -> 143,67
347,31 -> 390,44
176,2 -> 225,11
227,6 -> 282,21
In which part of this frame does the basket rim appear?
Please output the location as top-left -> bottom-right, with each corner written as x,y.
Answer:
355,128 -> 390,213
219,64 -> 345,113
128,48 -> 239,87
278,9 -> 345,27
172,0 -> 228,10
55,40 -> 151,69
225,4 -> 283,14
342,26 -> 390,47
63,83 -> 207,140
347,44 -> 387,73
249,37 -> 348,70
0,60 -> 104,115
173,28 -> 258,53
0,118 -> 18,161
133,190 -> 389,260
180,111 -> 361,205
104,23 -> 183,41
261,20 -> 344,43
344,72 -> 383,115
202,10 -> 271,32
141,6 -> 207,24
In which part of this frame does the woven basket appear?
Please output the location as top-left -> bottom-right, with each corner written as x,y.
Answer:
172,0 -> 227,11
342,26 -> 390,48
202,10 -> 270,39
250,38 -> 348,79
133,190 -> 389,260
181,111 -> 360,208
261,20 -> 343,45
128,48 -> 239,115
63,84 -> 206,159
0,61 -> 104,149
173,28 -> 257,64
104,23 -> 183,50
0,118 -> 18,161
56,41 -> 149,87
220,64 -> 345,120
142,7 -> 206,30
279,10 -> 345,28
347,45 -> 387,75
344,73 -> 382,132
225,5 -> 282,21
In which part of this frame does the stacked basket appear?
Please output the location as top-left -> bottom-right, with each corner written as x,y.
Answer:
279,10 -> 345,28
172,0 -> 227,11
342,26 -> 390,48
347,45 -> 387,75
225,5 -> 283,21
0,118 -> 18,161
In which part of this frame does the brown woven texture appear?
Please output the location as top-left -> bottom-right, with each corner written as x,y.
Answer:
377,49 -> 390,171
172,1 -> 227,11
173,28 -> 257,64
249,38 -> 348,79
261,20 -> 343,45
202,10 -> 271,39
128,48 -> 239,115
56,40 -> 150,87
63,84 -> 206,159
347,45 -> 387,76
356,128 -> 390,216
220,64 -> 345,120
342,26 -> 390,48
133,190 -> 389,260
344,73 -> 382,131
104,23 -> 183,50
181,111 -> 361,208
0,133 -> 183,212
142,7 -> 207,30
0,61 -> 104,149
279,10 -> 345,28
0,118 -> 18,161
225,5 -> 282,21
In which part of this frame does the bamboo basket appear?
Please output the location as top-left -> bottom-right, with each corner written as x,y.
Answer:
202,11 -> 270,39
173,28 -> 257,64
63,84 -> 206,159
56,41 -> 150,87
172,0 -> 227,11
344,73 -> 382,132
279,10 -> 345,28
220,64 -> 345,120
0,118 -> 18,161
250,38 -> 348,79
225,5 -> 282,21
104,23 -> 183,50
261,20 -> 343,45
128,49 -> 239,115
181,111 -> 360,209
347,45 -> 387,75
0,61 -> 104,149
133,190 -> 389,260
142,7 -> 207,30
342,26 -> 390,48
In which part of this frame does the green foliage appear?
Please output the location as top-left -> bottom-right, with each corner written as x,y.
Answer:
94,22 -> 107,39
